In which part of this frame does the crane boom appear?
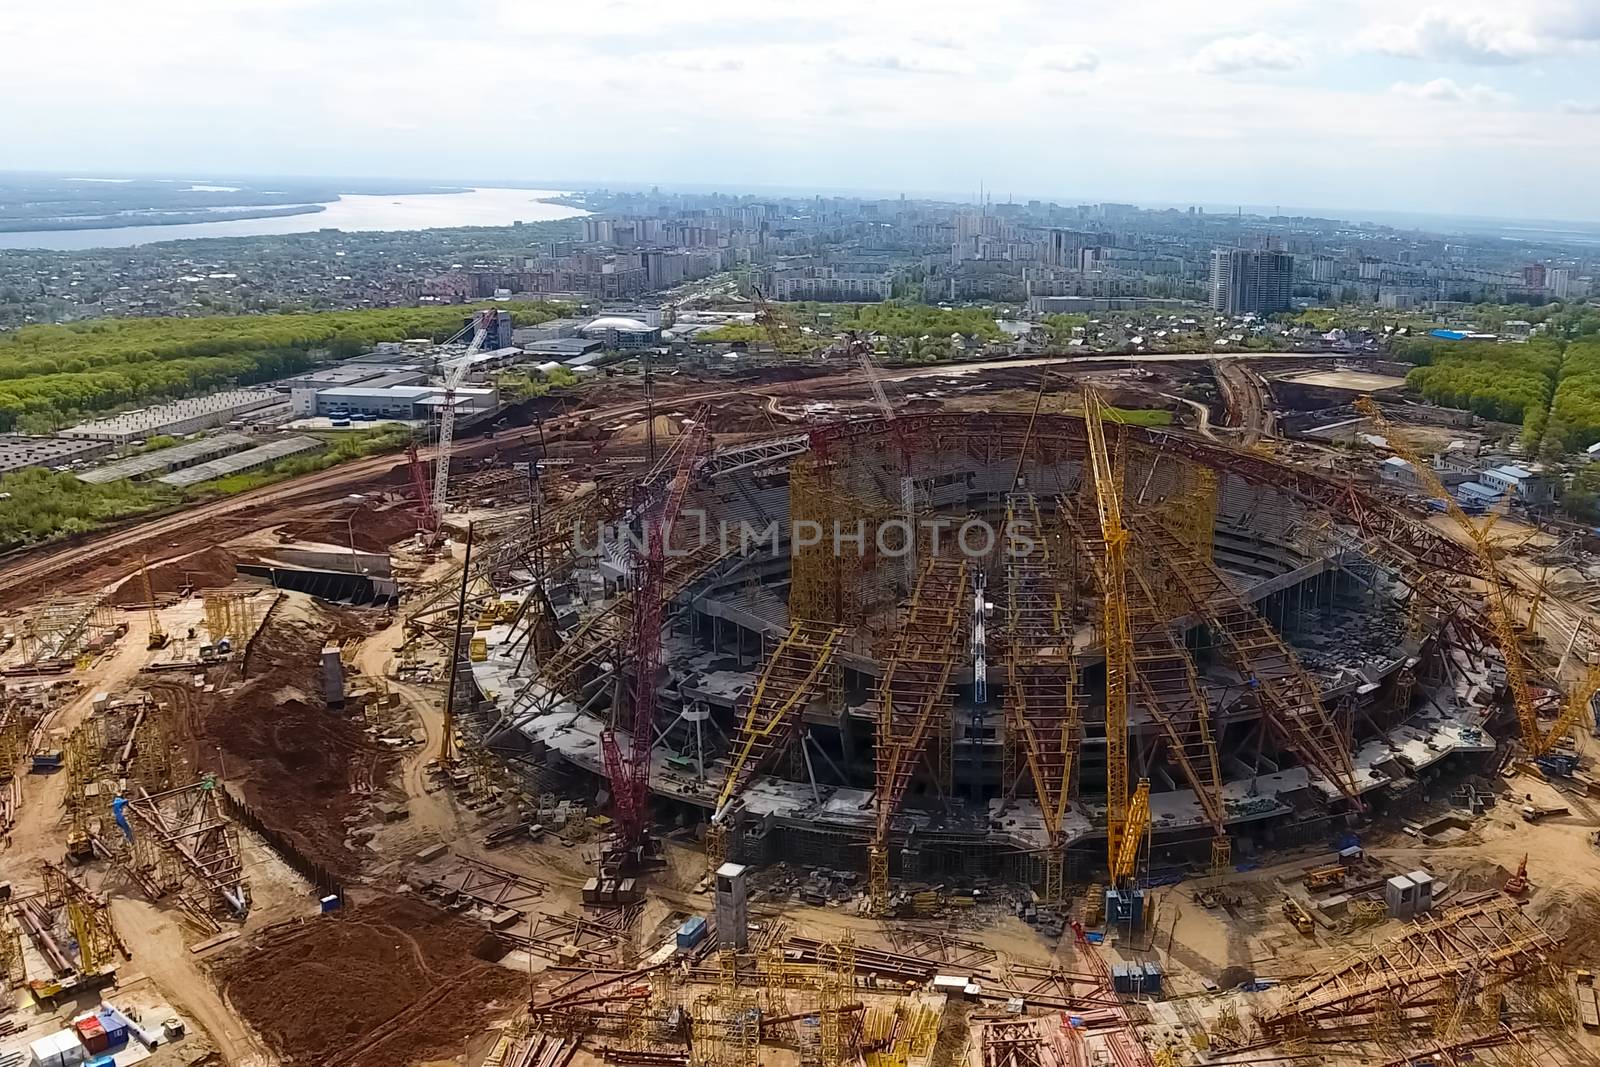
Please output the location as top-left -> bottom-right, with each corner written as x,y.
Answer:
600,413 -> 711,847
430,312 -> 492,531
851,334 -> 919,576
1081,385 -> 1143,873
1353,398 -> 1550,752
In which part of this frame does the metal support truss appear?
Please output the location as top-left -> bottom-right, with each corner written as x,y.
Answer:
788,455 -> 844,626
1136,520 -> 1361,804
870,557 -> 969,914
1003,494 -> 1080,904
708,620 -> 844,867
490,540 -> 736,737
124,778 -> 247,917
1261,895 -> 1556,1033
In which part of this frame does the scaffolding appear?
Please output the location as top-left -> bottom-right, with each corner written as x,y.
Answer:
202,592 -> 262,645
870,558 -> 970,913
18,596 -> 113,664
1003,494 -> 1080,903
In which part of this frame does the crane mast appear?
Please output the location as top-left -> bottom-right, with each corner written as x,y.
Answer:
849,333 -> 919,576
1081,386 -> 1149,877
430,311 -> 492,533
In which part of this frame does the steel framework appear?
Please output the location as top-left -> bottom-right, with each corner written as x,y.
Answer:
1261,896 -> 1557,1033
1003,494 -> 1081,903
124,778 -> 247,917
869,557 -> 970,913
1136,520 -> 1360,803
1080,388 -> 1145,877
1064,505 -> 1229,872
707,620 -> 844,867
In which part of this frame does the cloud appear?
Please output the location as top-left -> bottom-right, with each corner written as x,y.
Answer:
1035,49 -> 1100,75
1391,78 -> 1513,106
1364,6 -> 1577,64
1191,33 -> 1305,74
825,45 -> 974,76
1560,99 -> 1600,114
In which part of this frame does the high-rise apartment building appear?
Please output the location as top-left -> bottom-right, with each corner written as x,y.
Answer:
1209,248 -> 1294,315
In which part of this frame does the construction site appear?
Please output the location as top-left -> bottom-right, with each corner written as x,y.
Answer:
5,341 -> 1600,1067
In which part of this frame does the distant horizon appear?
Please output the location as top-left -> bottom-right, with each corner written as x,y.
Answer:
5,168 -> 1600,238
5,1 -> 1596,225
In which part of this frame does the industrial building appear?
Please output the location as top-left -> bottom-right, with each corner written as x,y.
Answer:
288,384 -> 499,421
271,364 -> 426,392
579,316 -> 661,349
58,391 -> 283,445
156,435 -> 325,487
0,435 -> 114,475
76,433 -> 255,484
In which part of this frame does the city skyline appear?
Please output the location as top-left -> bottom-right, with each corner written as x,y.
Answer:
2,0 -> 1598,220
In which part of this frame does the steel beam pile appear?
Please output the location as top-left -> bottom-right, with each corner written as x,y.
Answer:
1262,896 -> 1557,1032
124,779 -> 247,916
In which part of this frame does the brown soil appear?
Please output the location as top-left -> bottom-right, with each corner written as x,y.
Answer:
109,545 -> 238,605
276,503 -> 422,553
161,599 -> 394,878
213,895 -> 525,1067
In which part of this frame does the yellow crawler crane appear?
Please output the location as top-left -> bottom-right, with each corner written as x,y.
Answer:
1081,386 -> 1153,883
1355,397 -> 1589,755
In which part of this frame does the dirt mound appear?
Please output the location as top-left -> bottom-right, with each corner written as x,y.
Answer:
172,601 -> 392,878
276,504 -> 421,553
214,895 -> 525,1066
109,545 -> 237,605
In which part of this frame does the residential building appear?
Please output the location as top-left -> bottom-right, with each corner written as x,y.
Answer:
1209,249 -> 1293,315
1549,268 -> 1573,298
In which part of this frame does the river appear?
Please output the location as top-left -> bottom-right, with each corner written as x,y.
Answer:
0,187 -> 587,251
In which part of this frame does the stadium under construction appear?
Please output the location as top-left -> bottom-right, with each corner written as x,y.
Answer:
430,401 -> 1511,913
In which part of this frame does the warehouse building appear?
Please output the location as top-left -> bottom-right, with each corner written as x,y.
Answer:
157,435 -> 326,488
272,364 -> 426,391
288,384 -> 499,421
59,391 -> 283,445
0,435 -> 114,475
77,433 -> 255,484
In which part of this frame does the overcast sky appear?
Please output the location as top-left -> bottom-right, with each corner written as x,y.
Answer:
4,0 -> 1599,220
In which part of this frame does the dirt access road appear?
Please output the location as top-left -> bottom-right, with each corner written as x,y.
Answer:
4,350 -> 1326,612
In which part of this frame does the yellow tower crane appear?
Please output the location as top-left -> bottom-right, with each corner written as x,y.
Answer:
138,558 -> 168,651
1081,386 -> 1152,882
1350,397 -> 1587,755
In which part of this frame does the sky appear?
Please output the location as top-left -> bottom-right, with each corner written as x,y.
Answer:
3,0 -> 1599,221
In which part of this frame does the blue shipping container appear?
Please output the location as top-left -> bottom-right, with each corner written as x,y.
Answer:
676,916 -> 708,949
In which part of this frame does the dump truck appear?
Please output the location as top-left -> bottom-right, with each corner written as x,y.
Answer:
1521,803 -> 1570,822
